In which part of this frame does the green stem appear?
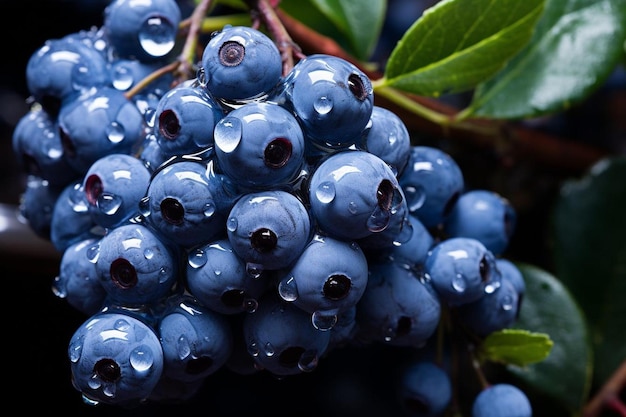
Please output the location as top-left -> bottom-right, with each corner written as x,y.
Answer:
373,83 -> 452,128
200,14 -> 252,33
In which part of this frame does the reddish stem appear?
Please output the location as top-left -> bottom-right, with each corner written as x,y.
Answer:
583,361 -> 626,417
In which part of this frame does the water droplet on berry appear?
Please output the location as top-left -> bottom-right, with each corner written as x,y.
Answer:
112,65 -> 134,91
203,203 -> 215,217
138,16 -> 177,57
311,310 -> 337,331
313,96 -> 333,115
263,342 -> 275,357
452,274 -> 466,292
214,117 -> 242,153
68,336 -> 84,363
97,193 -> 123,215
243,298 -> 258,313
247,340 -> 260,357
188,249 -> 207,268
143,248 -> 154,259
484,280 -> 501,294
367,205 -> 390,232
177,335 -> 191,359
129,345 -> 155,372
298,350 -> 320,372
106,122 -> 125,144
315,181 -> 336,203
402,185 -> 425,212
227,217 -> 238,232
139,196 -> 151,217
246,263 -> 263,279
501,295 -> 514,310
86,243 -> 100,263
278,276 -> 299,302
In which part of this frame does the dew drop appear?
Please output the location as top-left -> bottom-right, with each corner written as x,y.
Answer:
68,336 -> 84,363
263,342 -> 275,357
383,326 -> 395,342
367,205 -> 390,232
247,340 -> 260,357
188,248 -> 207,268
139,196 -> 151,217
243,298 -> 258,313
203,202 -> 215,217
103,382 -> 116,398
311,311 -> 337,331
227,217 -> 238,232
177,335 -> 191,360
86,243 -> 100,263
501,294 -> 514,311
214,118 -> 242,153
112,65 -> 134,91
97,193 -> 123,215
484,280 -> 501,294
130,345 -> 155,372
143,248 -> 154,260
138,16 -> 176,57
298,350 -> 320,372
246,263 -> 263,279
88,374 -> 102,389
315,181 -> 335,203
313,96 -> 333,115
452,274 -> 466,292
52,275 -> 68,298
278,276 -> 299,302
106,121 -> 125,144
404,185 -> 426,211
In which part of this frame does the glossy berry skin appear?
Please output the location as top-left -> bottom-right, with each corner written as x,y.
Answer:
103,0 -> 182,62
157,294 -> 233,382
68,312 -> 164,407
82,153 -> 152,229
472,384 -> 532,417
277,234 -> 369,330
12,107 -> 80,187
399,360 -> 452,417
110,58 -> 174,96
53,237 -> 107,316
213,101 -> 306,191
26,37 -> 111,117
201,25 -> 282,101
387,214 -> 435,270
496,258 -> 526,304
398,146 -> 465,229
58,86 -> 147,174
308,150 -> 406,241
186,238 -> 268,315
153,83 -> 224,158
18,176 -> 62,240
143,160 -> 236,248
424,237 -> 501,306
50,180 -> 102,252
456,274 -> 520,337
359,105 -> 412,177
226,190 -> 312,271
444,189 -> 517,256
276,54 -> 374,151
94,223 -> 179,306
242,293 -> 331,376
356,259 -> 441,347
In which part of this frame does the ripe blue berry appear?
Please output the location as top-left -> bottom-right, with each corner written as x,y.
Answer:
201,25 -> 282,102
472,384 -> 532,417
399,360 -> 452,417
68,311 -> 164,406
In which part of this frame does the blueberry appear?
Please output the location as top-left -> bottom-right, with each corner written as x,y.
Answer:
326,305 -> 358,352
275,54 -> 374,151
456,274 -> 520,337
26,37 -> 111,117
157,294 -> 233,382
424,237 -> 501,306
82,153 -> 152,229
359,105 -> 412,177
386,214 -> 435,270
186,238 -> 268,314
103,0 -> 182,62
153,83 -> 224,158
496,258 -> 526,306
58,86 -> 147,174
201,25 -> 282,101
471,383 -> 532,417
226,190 -> 312,271
242,293 -> 331,376
399,360 -> 452,417
356,259 -> 441,347
213,101 -> 306,191
53,237 -> 107,315
68,311 -> 164,406
110,57 -> 174,96
94,223 -> 179,306
277,234 -> 369,330
12,107 -> 80,187
142,159 -> 236,248
399,146 -> 465,229
50,180 -> 103,252
308,150 -> 405,241
18,176 -> 62,240
444,189 -> 517,256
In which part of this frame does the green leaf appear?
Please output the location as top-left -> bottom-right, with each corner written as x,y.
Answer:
480,329 -> 553,367
509,263 -> 592,412
464,0 -> 626,119
552,156 -> 626,385
280,0 -> 386,60
381,0 -> 545,96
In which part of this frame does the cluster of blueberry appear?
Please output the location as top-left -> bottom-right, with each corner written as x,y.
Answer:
12,0 -> 531,414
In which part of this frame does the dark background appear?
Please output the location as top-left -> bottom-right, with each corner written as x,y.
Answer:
0,1 -> 623,416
